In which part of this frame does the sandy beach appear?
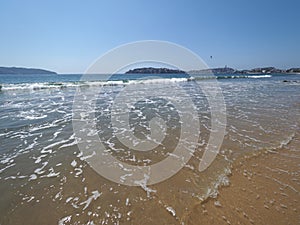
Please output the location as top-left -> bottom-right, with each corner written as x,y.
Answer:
187,132 -> 300,225
0,74 -> 299,225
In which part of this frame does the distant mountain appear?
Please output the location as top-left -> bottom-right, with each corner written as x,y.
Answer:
286,68 -> 300,73
127,66 -> 300,75
238,67 -> 286,74
125,67 -> 186,74
189,67 -> 300,74
0,67 -> 57,74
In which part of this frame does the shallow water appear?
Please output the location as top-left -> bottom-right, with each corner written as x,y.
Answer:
0,73 -> 299,224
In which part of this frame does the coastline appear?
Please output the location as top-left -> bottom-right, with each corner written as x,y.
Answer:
185,132 -> 300,225
0,73 -> 299,224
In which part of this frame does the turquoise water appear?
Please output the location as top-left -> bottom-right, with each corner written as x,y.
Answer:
0,73 -> 189,84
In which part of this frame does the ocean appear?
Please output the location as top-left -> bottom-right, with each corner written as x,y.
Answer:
0,73 -> 299,224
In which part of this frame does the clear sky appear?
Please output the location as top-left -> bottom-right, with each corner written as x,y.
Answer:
0,0 -> 299,73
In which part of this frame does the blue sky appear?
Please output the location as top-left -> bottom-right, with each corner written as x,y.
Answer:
0,0 -> 299,73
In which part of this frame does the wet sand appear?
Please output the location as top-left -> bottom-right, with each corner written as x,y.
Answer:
186,132 -> 300,225
2,134 -> 300,225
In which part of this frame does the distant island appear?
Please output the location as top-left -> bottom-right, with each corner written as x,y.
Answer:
125,67 -> 186,74
0,67 -> 57,74
125,66 -> 300,75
